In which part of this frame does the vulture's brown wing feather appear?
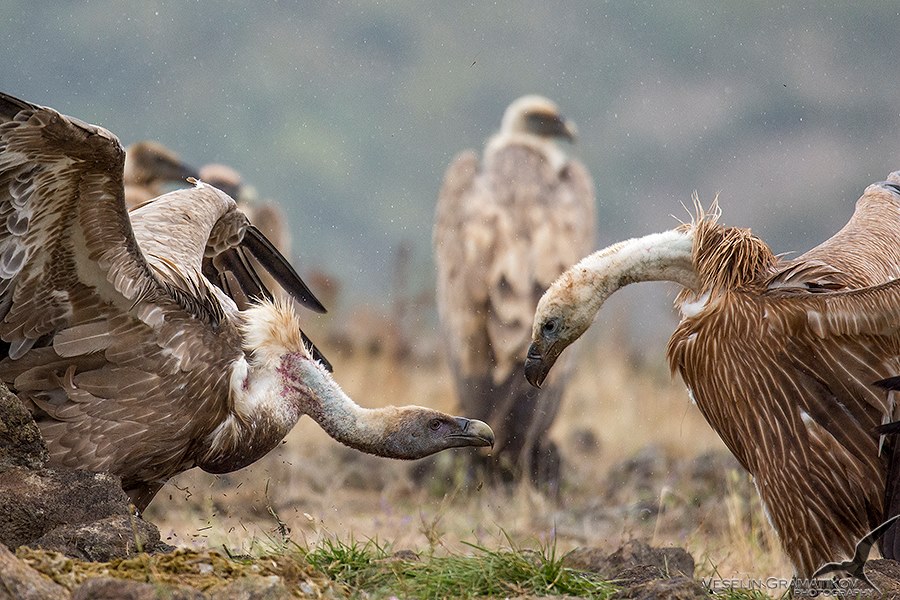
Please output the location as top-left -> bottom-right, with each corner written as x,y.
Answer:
771,179 -> 900,290
0,93 -> 245,507
780,282 -> 900,566
669,276 -> 900,574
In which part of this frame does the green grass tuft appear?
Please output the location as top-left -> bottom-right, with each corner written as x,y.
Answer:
301,536 -> 618,599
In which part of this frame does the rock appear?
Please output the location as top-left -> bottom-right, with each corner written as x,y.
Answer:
604,540 -> 695,579
603,445 -> 670,505
390,549 -> 420,561
0,461 -> 164,561
0,384 -> 164,564
685,451 -> 745,501
0,466 -> 133,549
610,564 -> 667,587
564,540 -> 695,579
33,514 -> 163,562
0,542 -> 68,600
72,577 -> 207,600
616,576 -> 710,600
208,575 -> 292,599
0,383 -> 48,471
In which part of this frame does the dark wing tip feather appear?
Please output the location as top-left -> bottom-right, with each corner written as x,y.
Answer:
0,91 -> 38,121
241,225 -> 327,314
875,376 -> 900,391
302,330 -> 332,372
875,420 -> 900,436
223,247 -> 274,303
878,182 -> 900,196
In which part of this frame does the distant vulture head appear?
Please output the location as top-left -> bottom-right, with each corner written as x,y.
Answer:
500,95 -> 577,142
124,140 -> 200,186
200,163 -> 243,200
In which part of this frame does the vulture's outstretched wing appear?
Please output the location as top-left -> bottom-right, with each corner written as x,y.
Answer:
771,178 -> 900,290
0,92 -> 245,507
0,91 -> 154,358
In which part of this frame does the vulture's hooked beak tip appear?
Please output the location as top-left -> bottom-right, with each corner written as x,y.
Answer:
471,421 -> 494,448
456,417 -> 494,448
524,342 -> 549,389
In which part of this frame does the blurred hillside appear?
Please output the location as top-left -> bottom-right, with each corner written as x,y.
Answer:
4,2 -> 900,350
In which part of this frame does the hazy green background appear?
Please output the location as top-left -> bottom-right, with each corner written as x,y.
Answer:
4,2 -> 900,347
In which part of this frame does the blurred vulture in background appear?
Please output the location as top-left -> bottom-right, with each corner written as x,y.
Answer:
434,95 -> 596,487
123,144 -> 292,266
123,141 -> 199,209
121,143 -> 295,305
526,177 -> 900,575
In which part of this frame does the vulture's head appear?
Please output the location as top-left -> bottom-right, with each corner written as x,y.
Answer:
124,140 -> 200,186
200,163 -> 243,201
501,95 -> 577,143
525,267 -> 596,388
376,408 -> 496,459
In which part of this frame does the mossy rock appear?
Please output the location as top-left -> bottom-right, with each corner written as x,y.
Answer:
0,382 -> 48,471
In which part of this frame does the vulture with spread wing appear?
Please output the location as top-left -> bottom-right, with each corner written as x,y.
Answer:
434,95 -> 595,486
0,91 -> 494,511
526,178 -> 900,575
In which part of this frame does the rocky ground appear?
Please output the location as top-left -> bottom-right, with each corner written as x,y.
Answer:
0,382 -> 707,599
5,378 -> 900,599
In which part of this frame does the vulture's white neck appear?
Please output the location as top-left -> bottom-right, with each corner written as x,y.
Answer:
279,353 -> 379,451
539,229 -> 699,327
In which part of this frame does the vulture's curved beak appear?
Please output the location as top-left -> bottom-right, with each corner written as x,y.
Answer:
524,340 -> 555,389
561,118 -> 577,143
451,417 -> 495,448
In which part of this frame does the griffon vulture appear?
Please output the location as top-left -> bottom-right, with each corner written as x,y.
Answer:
434,95 -> 595,486
525,178 -> 900,575
0,91 -> 494,511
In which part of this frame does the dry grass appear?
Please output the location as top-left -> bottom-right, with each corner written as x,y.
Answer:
145,321 -> 791,583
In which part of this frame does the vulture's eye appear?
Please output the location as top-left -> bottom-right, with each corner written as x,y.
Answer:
542,319 -> 559,335
429,419 -> 442,431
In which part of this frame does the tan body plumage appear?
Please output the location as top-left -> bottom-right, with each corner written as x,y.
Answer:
0,91 -> 494,511
526,180 -> 900,575
434,96 -> 595,485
